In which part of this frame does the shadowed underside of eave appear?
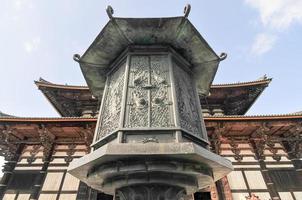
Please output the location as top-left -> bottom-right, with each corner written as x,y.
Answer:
34,77 -> 271,117
0,114 -> 301,141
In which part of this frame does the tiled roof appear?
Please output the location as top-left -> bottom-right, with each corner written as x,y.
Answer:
35,77 -> 272,90
0,113 -> 301,122
0,111 -> 15,118
211,77 -> 272,88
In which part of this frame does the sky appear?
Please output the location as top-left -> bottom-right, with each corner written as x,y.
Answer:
1,0 -> 302,117
0,0 -> 302,170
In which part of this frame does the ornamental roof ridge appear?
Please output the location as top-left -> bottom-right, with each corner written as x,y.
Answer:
205,113 -> 302,120
34,78 -> 89,90
0,111 -> 16,118
211,76 -> 272,88
0,116 -> 97,122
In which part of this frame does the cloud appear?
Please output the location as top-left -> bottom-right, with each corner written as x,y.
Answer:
246,0 -> 302,55
14,0 -> 34,11
245,0 -> 302,30
14,0 -> 25,10
24,37 -> 41,53
251,33 -> 277,55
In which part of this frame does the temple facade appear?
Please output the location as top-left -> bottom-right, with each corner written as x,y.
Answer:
0,5 -> 301,200
1,77 -> 301,200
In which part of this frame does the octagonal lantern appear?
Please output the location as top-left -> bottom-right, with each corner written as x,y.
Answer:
69,5 -> 232,200
91,46 -> 209,149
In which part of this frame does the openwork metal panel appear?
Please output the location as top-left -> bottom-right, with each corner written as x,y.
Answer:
125,56 -> 149,127
173,62 -> 202,137
97,62 -> 126,140
125,55 -> 173,128
150,55 -> 173,127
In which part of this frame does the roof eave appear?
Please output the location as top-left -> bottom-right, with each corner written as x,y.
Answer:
1,113 -> 302,123
77,16 -> 222,97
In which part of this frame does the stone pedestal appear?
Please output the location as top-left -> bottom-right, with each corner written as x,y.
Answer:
68,142 -> 232,196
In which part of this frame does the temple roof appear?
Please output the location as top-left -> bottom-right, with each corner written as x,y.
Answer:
205,113 -> 302,139
1,112 -> 302,122
35,78 -> 99,117
0,111 -> 15,118
0,116 -> 96,145
201,77 -> 272,115
35,77 -> 271,117
1,113 -> 302,122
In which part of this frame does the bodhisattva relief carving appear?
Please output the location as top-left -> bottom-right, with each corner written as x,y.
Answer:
173,63 -> 201,137
97,63 -> 125,140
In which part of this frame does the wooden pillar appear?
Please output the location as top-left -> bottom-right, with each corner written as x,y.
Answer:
210,184 -> 219,200
0,144 -> 23,199
74,141 -> 95,200
281,123 -> 302,173
218,177 -> 233,200
250,139 -> 280,200
29,145 -> 54,200
282,140 -> 302,173
29,126 -> 55,200
209,125 -> 232,200
214,180 -> 226,200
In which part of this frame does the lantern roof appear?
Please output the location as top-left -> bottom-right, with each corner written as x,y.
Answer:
75,5 -> 226,97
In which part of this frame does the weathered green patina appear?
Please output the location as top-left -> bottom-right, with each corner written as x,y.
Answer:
75,12 -> 225,98
69,5 -> 232,200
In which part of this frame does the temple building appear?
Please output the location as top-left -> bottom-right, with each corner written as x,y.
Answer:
0,5 -> 301,200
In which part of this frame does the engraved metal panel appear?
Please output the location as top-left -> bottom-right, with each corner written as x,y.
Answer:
125,55 -> 173,128
125,56 -> 149,127
150,55 -> 173,127
173,62 -> 202,136
97,62 -> 125,140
